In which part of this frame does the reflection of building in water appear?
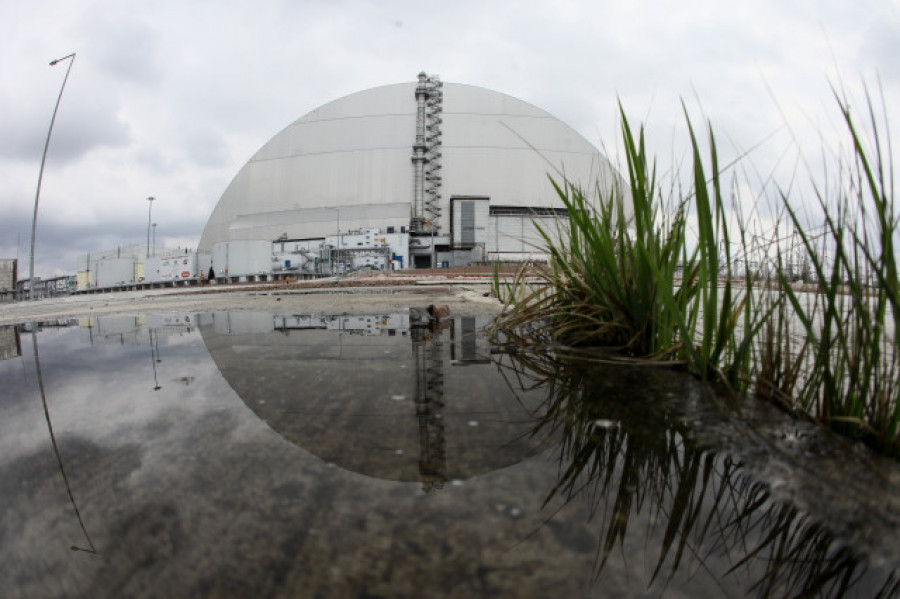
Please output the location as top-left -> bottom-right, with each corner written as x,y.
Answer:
78,314 -> 196,345
0,325 -> 22,361
452,316 -> 490,365
199,311 -> 548,488
275,313 -> 409,336
72,314 -> 196,391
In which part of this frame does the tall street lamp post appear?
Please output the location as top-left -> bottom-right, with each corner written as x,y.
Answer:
152,223 -> 157,257
146,196 -> 155,259
28,52 -> 76,300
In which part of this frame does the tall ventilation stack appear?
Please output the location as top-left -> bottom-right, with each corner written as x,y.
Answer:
411,72 -> 443,233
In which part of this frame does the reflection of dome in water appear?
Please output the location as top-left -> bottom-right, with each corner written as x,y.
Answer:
199,312 -> 547,487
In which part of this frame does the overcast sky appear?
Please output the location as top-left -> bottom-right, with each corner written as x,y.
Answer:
3,0 -> 899,277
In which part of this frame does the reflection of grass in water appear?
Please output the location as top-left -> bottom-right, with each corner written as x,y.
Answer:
491,93 -> 900,458
498,348 -> 898,596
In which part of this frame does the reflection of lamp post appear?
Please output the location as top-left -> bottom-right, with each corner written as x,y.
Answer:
152,223 -> 157,257
30,325 -> 97,553
146,196 -> 155,259
28,52 -> 76,301
150,329 -> 162,391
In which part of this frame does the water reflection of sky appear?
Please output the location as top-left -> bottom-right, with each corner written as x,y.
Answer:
1,314 -> 898,598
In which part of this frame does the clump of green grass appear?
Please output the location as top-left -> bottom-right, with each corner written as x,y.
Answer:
777,90 -> 900,455
492,93 -> 900,458
493,104 -> 766,389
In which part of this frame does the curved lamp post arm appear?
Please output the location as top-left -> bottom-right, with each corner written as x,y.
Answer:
28,52 -> 76,300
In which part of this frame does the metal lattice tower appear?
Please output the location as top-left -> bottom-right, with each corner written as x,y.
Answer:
411,72 -> 443,233
423,75 -> 443,229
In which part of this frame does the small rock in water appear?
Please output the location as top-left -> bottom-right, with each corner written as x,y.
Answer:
427,304 -> 451,320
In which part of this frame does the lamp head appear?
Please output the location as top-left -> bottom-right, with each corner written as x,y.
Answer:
49,53 -> 75,66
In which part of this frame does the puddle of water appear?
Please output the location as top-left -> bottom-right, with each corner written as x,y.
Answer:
496,346 -> 900,597
0,313 -> 898,598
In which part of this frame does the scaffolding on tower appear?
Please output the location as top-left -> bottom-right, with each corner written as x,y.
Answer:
411,72 -> 443,234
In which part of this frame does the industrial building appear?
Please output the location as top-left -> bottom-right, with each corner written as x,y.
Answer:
198,72 -> 625,278
0,259 -> 16,301
57,74 -> 624,292
75,245 -> 208,292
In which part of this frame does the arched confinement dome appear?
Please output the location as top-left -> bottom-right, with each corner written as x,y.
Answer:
198,75 -> 624,253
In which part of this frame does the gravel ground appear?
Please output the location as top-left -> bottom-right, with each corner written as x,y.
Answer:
0,276 -> 505,326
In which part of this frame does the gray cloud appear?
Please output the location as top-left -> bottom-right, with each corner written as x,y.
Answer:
1,0 -> 898,278
0,65 -> 131,163
80,14 -> 163,86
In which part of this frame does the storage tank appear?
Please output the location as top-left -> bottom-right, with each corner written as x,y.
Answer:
212,240 -> 273,279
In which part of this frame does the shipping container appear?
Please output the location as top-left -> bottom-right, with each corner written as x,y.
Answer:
145,253 -> 199,283
76,270 -> 94,291
95,258 -> 135,288
212,240 -> 272,278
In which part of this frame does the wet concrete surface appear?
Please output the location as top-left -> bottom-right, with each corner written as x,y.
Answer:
1,314 -> 899,597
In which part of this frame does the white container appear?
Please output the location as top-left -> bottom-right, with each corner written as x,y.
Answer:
95,258 -> 135,288
146,253 -> 199,283
212,240 -> 272,278
76,270 -> 93,291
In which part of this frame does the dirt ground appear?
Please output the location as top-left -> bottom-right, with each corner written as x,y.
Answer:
0,275 -> 505,326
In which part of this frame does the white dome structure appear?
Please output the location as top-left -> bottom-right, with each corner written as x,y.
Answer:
199,73 -> 623,269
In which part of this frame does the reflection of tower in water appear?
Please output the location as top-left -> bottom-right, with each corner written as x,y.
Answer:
412,316 -> 490,491
200,311 -> 547,486
412,322 -> 447,492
